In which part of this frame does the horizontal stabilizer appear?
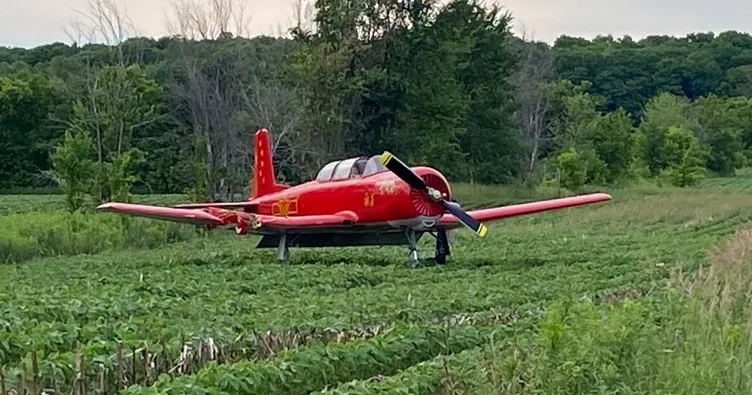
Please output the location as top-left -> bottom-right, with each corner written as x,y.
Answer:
98,201 -> 360,234
96,202 -> 226,226
172,201 -> 258,211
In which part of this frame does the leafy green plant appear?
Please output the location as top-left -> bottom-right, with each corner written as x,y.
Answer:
50,129 -> 96,212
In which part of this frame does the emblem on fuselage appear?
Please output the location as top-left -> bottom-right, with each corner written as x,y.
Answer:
376,179 -> 398,195
363,191 -> 375,207
272,199 -> 298,216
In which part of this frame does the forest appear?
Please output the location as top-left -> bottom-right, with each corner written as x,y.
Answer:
1,0 -> 752,209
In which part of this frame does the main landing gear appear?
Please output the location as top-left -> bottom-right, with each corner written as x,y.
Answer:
273,229 -> 451,267
277,233 -> 290,262
405,229 -> 420,268
404,228 -> 451,268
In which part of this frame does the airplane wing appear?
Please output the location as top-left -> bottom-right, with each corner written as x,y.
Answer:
95,202 -> 359,233
438,193 -> 612,228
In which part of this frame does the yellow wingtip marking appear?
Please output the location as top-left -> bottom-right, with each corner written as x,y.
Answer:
379,151 -> 393,166
476,224 -> 488,237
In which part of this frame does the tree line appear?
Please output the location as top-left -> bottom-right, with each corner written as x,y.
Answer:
1,0 -> 751,209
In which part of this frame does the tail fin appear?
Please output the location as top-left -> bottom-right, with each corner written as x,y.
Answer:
250,129 -> 288,199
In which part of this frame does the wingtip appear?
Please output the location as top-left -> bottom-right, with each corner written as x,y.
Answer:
585,192 -> 613,201
96,202 -> 113,210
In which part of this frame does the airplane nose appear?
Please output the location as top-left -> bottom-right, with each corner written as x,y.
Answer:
428,188 -> 442,201
410,171 -> 451,217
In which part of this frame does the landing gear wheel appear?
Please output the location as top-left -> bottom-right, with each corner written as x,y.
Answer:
409,249 -> 419,268
434,249 -> 446,265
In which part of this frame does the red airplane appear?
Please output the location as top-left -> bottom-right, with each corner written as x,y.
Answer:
97,129 -> 612,266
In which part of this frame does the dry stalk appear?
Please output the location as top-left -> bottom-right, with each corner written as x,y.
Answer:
30,351 -> 40,395
17,309 -> 522,394
51,372 -> 60,395
595,286 -> 646,304
98,364 -> 107,394
0,364 -> 6,395
18,362 -> 25,395
116,343 -> 124,389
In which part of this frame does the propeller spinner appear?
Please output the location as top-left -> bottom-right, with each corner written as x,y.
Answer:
378,151 -> 488,237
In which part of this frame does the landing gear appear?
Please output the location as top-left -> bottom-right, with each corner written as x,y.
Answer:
405,229 -> 420,268
277,233 -> 290,263
404,227 -> 451,267
434,227 -> 450,265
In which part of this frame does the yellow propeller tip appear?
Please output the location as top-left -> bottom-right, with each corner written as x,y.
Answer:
476,224 -> 488,238
379,151 -> 393,166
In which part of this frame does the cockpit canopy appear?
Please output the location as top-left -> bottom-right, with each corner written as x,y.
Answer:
315,155 -> 388,182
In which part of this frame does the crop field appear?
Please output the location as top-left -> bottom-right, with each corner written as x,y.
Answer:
697,168 -> 752,192
3,183 -> 752,394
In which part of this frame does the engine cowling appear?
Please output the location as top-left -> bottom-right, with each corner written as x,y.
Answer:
409,167 -> 451,217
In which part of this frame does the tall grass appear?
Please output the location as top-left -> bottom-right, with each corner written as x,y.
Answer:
0,194 -> 188,215
662,227 -> 752,394
460,226 -> 752,394
0,211 -> 202,263
0,193 -> 208,262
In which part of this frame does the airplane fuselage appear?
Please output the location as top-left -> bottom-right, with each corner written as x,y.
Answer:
248,166 -> 451,232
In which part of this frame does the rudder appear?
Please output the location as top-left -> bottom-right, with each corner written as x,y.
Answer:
251,129 -> 287,199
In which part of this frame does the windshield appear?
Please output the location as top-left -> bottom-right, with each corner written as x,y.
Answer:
362,155 -> 388,176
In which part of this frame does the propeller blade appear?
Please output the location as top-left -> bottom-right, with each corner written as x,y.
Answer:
378,151 -> 427,190
378,151 -> 488,237
442,200 -> 488,237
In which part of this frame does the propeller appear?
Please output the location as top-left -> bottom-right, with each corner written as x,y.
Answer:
378,151 -> 488,238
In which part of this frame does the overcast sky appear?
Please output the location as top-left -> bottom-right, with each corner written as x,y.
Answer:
0,0 -> 750,48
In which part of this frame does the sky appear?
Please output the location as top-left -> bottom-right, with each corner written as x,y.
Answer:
0,0 -> 750,48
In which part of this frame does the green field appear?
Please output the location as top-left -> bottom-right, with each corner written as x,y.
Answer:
3,183 -> 752,394
697,168 -> 752,192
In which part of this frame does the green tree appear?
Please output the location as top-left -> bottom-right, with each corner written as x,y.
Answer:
553,31 -> 752,119
555,148 -> 587,189
455,1 -> 522,183
588,108 -> 635,183
55,64 -> 164,203
50,129 -> 96,211
548,89 -> 631,185
691,95 -> 748,176
0,66 -> 67,189
662,125 -> 708,187
635,92 -> 695,176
